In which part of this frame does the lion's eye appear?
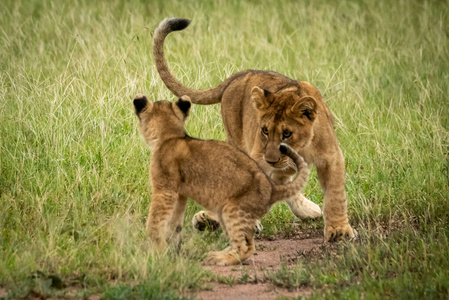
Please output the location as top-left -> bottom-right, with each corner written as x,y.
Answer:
261,127 -> 269,135
282,130 -> 292,139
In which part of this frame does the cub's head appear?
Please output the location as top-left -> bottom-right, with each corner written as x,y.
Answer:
251,86 -> 317,169
133,94 -> 191,148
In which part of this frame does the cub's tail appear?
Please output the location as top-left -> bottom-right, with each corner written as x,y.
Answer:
153,18 -> 231,105
271,144 -> 309,203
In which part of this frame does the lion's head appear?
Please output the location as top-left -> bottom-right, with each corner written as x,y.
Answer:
133,94 -> 191,149
251,86 -> 317,170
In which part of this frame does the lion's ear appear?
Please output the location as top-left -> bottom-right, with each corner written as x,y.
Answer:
291,96 -> 317,121
133,94 -> 152,116
251,86 -> 272,110
174,95 -> 191,119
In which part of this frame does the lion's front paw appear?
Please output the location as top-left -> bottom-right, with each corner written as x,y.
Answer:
254,220 -> 263,234
203,250 -> 240,266
286,195 -> 322,220
192,211 -> 220,231
324,223 -> 357,242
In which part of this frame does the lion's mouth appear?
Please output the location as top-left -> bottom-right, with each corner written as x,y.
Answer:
265,158 -> 297,172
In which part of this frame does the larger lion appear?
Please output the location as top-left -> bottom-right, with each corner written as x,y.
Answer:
152,18 -> 355,242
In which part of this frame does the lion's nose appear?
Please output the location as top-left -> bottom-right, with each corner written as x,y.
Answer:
265,144 -> 281,165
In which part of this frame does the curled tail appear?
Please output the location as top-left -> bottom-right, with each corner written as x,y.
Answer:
153,18 -> 231,104
271,144 -> 309,203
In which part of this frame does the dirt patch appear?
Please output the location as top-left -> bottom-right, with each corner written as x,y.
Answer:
0,287 -> 7,298
192,237 -> 324,300
204,238 -> 323,279
191,282 -> 313,300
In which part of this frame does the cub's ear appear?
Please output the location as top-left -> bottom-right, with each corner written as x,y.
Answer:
133,94 -> 152,115
291,96 -> 317,121
251,86 -> 272,110
174,95 -> 191,119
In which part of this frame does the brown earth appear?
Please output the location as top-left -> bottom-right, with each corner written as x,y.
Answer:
190,282 -> 313,300
189,236 -> 325,300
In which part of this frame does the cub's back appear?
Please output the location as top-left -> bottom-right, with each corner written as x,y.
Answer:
177,138 -> 272,207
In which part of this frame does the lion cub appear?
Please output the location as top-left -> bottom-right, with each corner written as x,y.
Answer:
133,94 -> 309,266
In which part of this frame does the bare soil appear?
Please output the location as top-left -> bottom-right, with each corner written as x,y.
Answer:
191,282 -> 313,300
190,236 -> 325,300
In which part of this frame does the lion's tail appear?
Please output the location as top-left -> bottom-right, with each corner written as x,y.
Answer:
154,18 -> 230,105
271,144 -> 309,204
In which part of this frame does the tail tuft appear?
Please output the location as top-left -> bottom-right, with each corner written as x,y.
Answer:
271,144 -> 309,203
279,144 -> 288,155
164,18 -> 191,32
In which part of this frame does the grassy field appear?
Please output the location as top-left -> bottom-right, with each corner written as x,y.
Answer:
1,0 -> 448,298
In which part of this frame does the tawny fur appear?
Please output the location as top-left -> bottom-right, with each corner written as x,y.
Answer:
133,95 -> 309,266
153,18 -> 355,242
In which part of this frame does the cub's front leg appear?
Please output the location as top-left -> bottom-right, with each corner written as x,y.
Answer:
192,210 -> 263,233
146,188 -> 179,249
192,211 -> 220,231
270,171 -> 322,220
317,151 -> 356,242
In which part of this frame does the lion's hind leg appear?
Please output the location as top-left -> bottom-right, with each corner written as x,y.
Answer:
166,195 -> 188,250
146,189 -> 179,249
203,203 -> 256,266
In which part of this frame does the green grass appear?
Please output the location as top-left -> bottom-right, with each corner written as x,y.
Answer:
1,0 -> 448,298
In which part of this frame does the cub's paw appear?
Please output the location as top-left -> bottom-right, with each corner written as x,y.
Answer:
203,250 -> 240,266
192,211 -> 220,231
302,198 -> 322,219
254,220 -> 263,234
324,223 -> 357,242
287,195 -> 322,220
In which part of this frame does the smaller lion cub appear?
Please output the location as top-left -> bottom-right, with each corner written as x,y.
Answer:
133,94 -> 309,266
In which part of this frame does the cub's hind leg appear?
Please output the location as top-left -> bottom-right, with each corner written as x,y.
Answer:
146,189 -> 179,249
166,195 -> 188,250
203,203 -> 256,266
